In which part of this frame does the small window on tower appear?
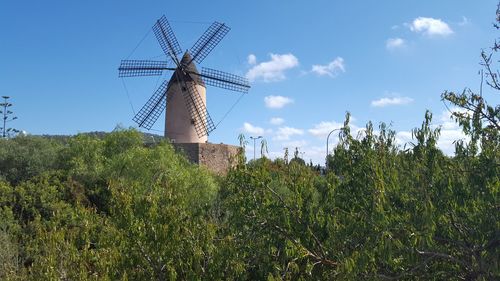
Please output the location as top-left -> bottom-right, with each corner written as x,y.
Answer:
191,119 -> 196,125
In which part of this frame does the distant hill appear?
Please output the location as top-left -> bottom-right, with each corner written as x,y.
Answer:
37,131 -> 164,145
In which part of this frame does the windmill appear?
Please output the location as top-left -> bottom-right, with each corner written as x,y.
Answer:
118,16 -> 250,143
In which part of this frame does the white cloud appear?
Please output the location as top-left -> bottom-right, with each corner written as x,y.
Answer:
410,17 -> 453,36
274,126 -> 304,141
437,129 -> 467,155
311,57 -> 345,78
270,117 -> 285,125
282,140 -> 308,149
264,95 -> 294,109
396,128 -> 465,155
386,38 -> 406,50
371,97 -> 414,107
246,53 -> 299,82
303,145 -> 327,164
395,131 -> 413,149
308,121 -> 344,138
438,107 -> 470,129
242,122 -> 265,135
395,109 -> 469,155
435,109 -> 470,154
247,54 -> 257,65
308,119 -> 364,145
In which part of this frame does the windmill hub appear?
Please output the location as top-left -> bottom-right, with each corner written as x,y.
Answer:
118,16 -> 250,144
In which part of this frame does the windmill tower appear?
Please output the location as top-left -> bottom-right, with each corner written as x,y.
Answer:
119,16 -> 250,144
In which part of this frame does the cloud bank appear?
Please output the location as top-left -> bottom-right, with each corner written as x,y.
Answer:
410,17 -> 453,36
386,38 -> 406,50
246,53 -> 299,82
270,117 -> 285,125
264,95 -> 294,109
311,57 -> 345,77
274,126 -> 304,141
371,97 -> 414,107
242,122 -> 265,135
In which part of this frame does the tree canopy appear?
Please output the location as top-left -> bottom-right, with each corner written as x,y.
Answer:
1,3 -> 499,281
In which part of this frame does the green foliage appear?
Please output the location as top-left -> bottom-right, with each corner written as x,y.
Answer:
219,156 -> 332,280
0,136 -> 63,185
219,111 -> 498,279
0,117 -> 497,280
105,143 -> 219,280
0,197 -> 24,280
0,131 -> 224,280
103,128 -> 143,158
0,4 -> 498,279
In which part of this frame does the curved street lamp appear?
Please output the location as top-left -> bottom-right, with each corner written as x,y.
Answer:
326,128 -> 343,168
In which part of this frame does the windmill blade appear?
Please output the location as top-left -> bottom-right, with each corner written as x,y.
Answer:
194,67 -> 250,93
118,60 -> 175,77
132,80 -> 170,129
176,72 -> 216,137
153,15 -> 182,65
189,22 -> 230,65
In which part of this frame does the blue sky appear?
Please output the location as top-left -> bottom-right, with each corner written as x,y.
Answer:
1,0 -> 499,163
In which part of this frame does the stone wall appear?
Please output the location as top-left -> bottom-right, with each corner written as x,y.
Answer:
172,143 -> 200,164
173,143 -> 240,175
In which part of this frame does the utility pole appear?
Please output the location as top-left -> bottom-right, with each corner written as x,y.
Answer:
0,96 -> 18,138
249,136 -> 262,161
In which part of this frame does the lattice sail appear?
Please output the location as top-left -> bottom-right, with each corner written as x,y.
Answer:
118,60 -> 171,77
199,67 -> 250,93
153,16 -> 182,63
177,73 -> 216,137
120,16 -> 249,136
189,22 -> 230,64
132,80 -> 170,129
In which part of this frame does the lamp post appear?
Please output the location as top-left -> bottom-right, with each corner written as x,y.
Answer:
326,128 -> 342,168
250,136 -> 262,160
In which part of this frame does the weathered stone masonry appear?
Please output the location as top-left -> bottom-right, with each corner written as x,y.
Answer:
172,143 -> 240,175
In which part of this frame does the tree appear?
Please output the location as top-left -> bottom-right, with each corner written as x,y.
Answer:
442,3 -> 500,151
0,96 -> 19,138
0,136 -> 63,185
103,142 -> 220,280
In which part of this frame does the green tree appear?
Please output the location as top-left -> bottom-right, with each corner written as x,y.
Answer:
0,136 -> 63,185
104,142 -> 220,280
